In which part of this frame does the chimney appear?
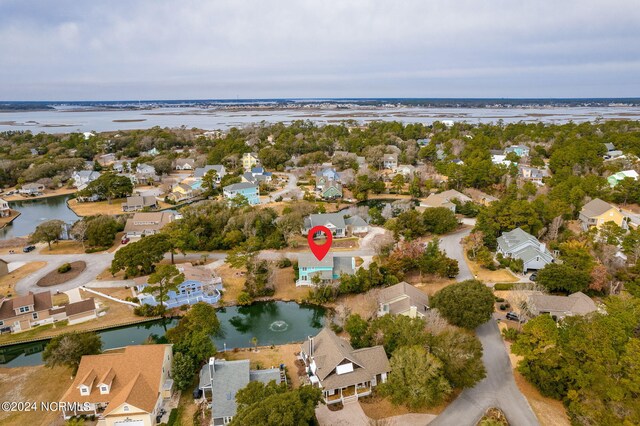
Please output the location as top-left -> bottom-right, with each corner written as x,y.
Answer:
208,357 -> 215,380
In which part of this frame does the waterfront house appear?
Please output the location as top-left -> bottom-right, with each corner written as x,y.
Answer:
607,170 -> 639,187
135,263 -> 222,308
194,165 -> 226,184
527,291 -> 597,320
377,282 -> 429,318
303,213 -> 346,237
18,183 -> 45,196
198,357 -> 282,425
0,197 -> 11,217
60,344 -> 174,423
71,170 -> 101,190
124,212 -> 175,238
296,253 -> 355,286
579,198 -> 627,231
345,215 -> 369,235
174,158 -> 196,171
122,195 -> 158,212
300,328 -> 390,405
504,145 -> 530,157
0,291 -> 96,334
496,227 -> 554,272
167,183 -> 198,203
242,152 -> 260,171
223,182 -> 260,205
317,180 -> 343,200
419,189 -> 471,213
382,153 -> 398,170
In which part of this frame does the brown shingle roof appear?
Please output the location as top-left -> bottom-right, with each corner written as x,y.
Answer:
65,298 -> 96,316
301,328 -> 390,390
61,344 -> 171,416
0,291 -> 53,320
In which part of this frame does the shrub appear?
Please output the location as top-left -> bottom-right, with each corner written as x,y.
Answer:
493,283 -> 514,291
133,304 -> 165,317
499,304 -> 507,311
237,291 -> 253,306
495,297 -> 505,303
57,263 -> 72,273
277,258 -> 292,268
501,328 -> 520,342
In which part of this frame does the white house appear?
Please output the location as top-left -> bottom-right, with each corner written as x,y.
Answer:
71,170 -> 101,190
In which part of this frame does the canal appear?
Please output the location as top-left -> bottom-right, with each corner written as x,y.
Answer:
0,301 -> 326,368
0,195 -> 79,239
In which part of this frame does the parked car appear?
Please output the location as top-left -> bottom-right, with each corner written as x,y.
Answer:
121,237 -> 130,244
22,245 -> 36,253
529,272 -> 538,281
506,311 -> 520,322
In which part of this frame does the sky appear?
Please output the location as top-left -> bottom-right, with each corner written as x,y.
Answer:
0,0 -> 639,100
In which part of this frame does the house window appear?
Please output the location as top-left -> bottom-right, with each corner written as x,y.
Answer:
19,306 -> 30,313
0,321 -> 3,326
32,313 -> 38,320
100,386 -> 108,393
80,386 -> 89,396
123,405 -> 129,412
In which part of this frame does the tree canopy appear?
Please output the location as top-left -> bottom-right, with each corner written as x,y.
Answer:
431,280 -> 495,329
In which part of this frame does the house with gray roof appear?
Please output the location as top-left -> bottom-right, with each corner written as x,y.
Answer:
496,227 -> 554,272
121,195 -> 158,212
296,253 -> 355,286
504,144 -> 530,157
528,291 -> 597,320
194,165 -> 226,183
71,170 -> 101,190
518,166 -> 548,183
378,282 -> 429,318
198,357 -> 281,425
302,212 -> 369,237
300,328 -> 390,405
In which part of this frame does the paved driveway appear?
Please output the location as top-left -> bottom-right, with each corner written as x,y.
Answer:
269,173 -> 302,201
438,226 -> 473,282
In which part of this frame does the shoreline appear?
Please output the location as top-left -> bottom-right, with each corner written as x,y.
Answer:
3,187 -> 76,202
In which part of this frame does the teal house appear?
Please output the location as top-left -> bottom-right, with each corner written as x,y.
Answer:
223,182 -> 260,205
296,253 -> 355,286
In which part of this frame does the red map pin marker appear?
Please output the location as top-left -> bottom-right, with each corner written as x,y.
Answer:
308,225 -> 333,261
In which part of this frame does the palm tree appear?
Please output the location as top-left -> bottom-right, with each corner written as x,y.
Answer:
251,336 -> 258,352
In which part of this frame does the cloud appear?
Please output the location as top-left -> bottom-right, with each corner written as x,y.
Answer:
0,0 -> 639,99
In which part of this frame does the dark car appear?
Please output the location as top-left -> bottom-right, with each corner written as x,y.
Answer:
193,388 -> 203,399
506,312 -> 520,322
529,272 -> 538,281
22,245 -> 36,253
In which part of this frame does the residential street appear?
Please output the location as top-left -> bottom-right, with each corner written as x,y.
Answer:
269,173 -> 302,201
438,225 -> 474,282
430,320 -> 538,426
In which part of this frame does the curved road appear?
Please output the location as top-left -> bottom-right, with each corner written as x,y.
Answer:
431,221 -> 539,426
269,173 -> 302,201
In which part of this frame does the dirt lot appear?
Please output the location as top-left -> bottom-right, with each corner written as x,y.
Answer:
221,343 -> 301,387
0,291 -> 139,345
36,261 -> 86,287
0,261 -> 46,297
0,364 -> 72,426
465,253 -> 519,283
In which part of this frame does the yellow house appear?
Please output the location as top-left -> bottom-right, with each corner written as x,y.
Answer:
242,152 -> 260,171
579,198 -> 627,231
61,344 -> 173,425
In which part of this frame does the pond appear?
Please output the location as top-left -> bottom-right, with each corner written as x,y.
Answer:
0,195 -> 79,239
0,301 -> 326,368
